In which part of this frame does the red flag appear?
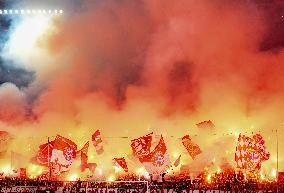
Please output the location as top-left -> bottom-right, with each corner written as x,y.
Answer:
79,142 -> 90,172
131,132 -> 153,158
235,133 -> 270,172
81,152 -> 88,172
114,157 -> 128,172
87,163 -> 97,173
182,135 -> 202,159
278,172 -> 284,184
33,140 -> 55,166
140,136 -> 170,175
19,168 -> 27,179
50,135 -> 77,173
92,130 -> 104,155
77,141 -> 89,155
174,155 -> 181,167
196,120 -> 215,129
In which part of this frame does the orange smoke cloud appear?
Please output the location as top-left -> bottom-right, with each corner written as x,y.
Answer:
0,0 -> 283,173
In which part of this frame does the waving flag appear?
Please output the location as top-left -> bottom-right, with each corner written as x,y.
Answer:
80,142 -> 90,172
173,155 -> 181,167
92,130 -> 104,155
77,141 -> 89,156
182,135 -> 202,159
140,136 -> 170,175
78,141 -> 97,173
196,120 -> 215,129
33,140 -> 55,166
114,157 -> 128,172
131,132 -> 153,158
235,133 -> 270,172
50,135 -> 77,173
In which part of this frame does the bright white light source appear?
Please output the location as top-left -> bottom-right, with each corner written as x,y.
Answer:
0,9 -> 63,15
107,175 -> 115,182
271,169 -> 277,178
3,15 -> 51,65
69,174 -> 78,181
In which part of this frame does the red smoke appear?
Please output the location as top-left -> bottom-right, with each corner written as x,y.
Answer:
1,0 -> 284,172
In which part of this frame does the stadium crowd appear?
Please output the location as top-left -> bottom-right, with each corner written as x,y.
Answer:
0,170 -> 283,193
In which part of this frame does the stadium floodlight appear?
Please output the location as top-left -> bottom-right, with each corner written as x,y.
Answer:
0,9 -> 63,15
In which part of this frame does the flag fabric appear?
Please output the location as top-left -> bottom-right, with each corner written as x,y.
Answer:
173,155 -> 181,167
33,140 -> 55,166
19,168 -> 27,179
114,157 -> 128,172
140,136 -> 170,175
131,132 -> 153,158
235,134 -> 270,172
87,163 -> 97,174
81,151 -> 89,172
77,141 -> 97,173
196,120 -> 215,129
278,172 -> 284,184
92,130 -> 104,155
181,135 -> 202,159
77,141 -> 89,156
79,141 -> 90,172
50,135 -> 77,173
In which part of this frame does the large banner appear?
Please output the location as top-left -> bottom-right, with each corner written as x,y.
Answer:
0,186 -> 231,193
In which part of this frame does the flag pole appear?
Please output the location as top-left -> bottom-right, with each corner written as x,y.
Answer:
48,137 -> 51,181
276,129 -> 279,193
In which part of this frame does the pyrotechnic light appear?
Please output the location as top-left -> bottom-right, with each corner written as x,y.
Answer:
207,174 -> 211,183
1,166 -> 11,174
0,9 -> 63,15
107,175 -> 115,182
271,169 -> 277,178
98,168 -> 103,175
217,167 -> 221,174
69,173 -> 78,181
136,167 -> 145,175
114,165 -> 122,173
260,172 -> 265,181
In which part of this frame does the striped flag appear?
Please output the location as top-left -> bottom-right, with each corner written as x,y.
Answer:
114,157 -> 128,172
182,135 -> 202,159
92,130 -> 104,155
